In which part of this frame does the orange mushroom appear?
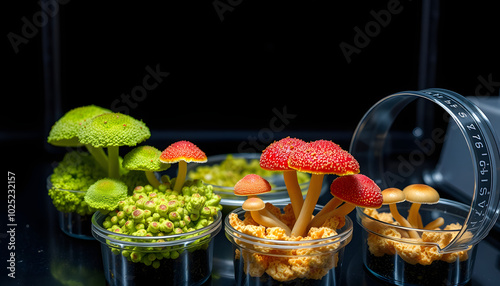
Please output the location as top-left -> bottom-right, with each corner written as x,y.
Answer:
242,197 -> 291,235
327,174 -> 383,219
234,174 -> 291,236
260,137 -> 307,219
403,184 -> 440,229
382,188 -> 419,239
288,140 -> 360,237
159,141 -> 207,192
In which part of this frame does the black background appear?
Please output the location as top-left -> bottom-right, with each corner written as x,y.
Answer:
4,1 -> 500,205
2,1 -> 500,285
5,1 -> 499,144
4,0 -> 500,209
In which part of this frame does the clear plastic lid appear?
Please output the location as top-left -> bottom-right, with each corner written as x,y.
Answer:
349,88 -> 500,252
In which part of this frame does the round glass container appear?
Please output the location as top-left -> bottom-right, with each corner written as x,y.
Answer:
47,176 -> 95,240
225,204 -> 353,285
350,88 -> 500,285
92,210 -> 222,286
357,199 -> 477,285
187,153 -> 313,214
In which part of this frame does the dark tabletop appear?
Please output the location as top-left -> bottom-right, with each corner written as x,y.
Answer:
1,161 -> 499,286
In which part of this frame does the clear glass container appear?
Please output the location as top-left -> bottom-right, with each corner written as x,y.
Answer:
357,199 -> 478,285
187,153 -> 312,215
92,210 -> 222,286
47,176 -> 95,240
225,204 -> 353,285
350,88 -> 500,285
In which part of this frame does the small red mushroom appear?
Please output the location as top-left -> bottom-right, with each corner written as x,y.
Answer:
326,174 -> 382,219
260,137 -> 307,219
234,174 -> 272,197
234,174 -> 291,236
159,141 -> 207,192
288,140 -> 360,237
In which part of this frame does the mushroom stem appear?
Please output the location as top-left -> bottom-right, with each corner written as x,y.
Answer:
85,144 -> 108,172
407,203 -> 422,228
108,146 -> 120,179
424,217 -> 445,230
173,160 -> 187,192
291,174 -> 324,237
145,171 -> 161,188
307,197 -> 343,229
328,202 -> 356,218
251,209 -> 291,236
389,204 -> 420,239
283,170 -> 304,219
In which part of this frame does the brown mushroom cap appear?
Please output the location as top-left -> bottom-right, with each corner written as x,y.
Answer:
330,174 -> 383,208
159,140 -> 207,164
260,137 -> 306,171
381,187 -> 420,239
402,184 -> 440,204
288,140 -> 360,175
382,188 -> 406,204
234,174 -> 272,196
242,197 -> 266,211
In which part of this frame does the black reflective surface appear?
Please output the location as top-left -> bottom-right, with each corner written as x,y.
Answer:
1,163 -> 499,286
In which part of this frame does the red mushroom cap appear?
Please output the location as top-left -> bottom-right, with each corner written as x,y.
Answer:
159,141 -> 207,164
329,174 -> 382,208
260,137 -> 306,171
287,140 -> 360,175
234,174 -> 272,196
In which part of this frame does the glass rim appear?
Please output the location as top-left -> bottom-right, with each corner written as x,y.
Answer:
356,198 -> 474,251
224,204 -> 353,250
357,198 -> 467,234
187,153 -> 311,204
91,210 -> 222,248
349,88 -> 500,252
188,153 -> 311,191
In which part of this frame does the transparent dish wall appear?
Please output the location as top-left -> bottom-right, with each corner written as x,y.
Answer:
349,88 -> 500,285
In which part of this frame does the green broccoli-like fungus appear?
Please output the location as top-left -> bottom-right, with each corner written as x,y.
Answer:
123,146 -> 170,189
78,113 -> 151,179
47,105 -> 111,171
102,178 -> 222,268
85,178 -> 129,213
48,151 -> 107,215
48,151 -> 149,215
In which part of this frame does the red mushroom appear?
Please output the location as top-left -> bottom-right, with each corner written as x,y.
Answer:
260,137 -> 307,219
326,174 -> 382,219
159,141 -> 207,192
234,174 -> 291,236
234,174 -> 273,197
288,140 -> 360,237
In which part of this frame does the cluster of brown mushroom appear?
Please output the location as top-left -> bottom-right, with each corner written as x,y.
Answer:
381,184 -> 442,239
233,137 -> 384,238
